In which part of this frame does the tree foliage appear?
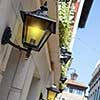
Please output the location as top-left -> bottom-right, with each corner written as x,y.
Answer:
58,1 -> 72,50
58,1 -> 73,90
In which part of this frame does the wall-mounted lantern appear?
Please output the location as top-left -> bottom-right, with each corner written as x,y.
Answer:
60,77 -> 67,84
67,67 -> 78,80
60,46 -> 72,64
1,2 -> 56,58
47,84 -> 60,100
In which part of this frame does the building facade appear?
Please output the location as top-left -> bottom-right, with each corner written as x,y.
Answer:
0,0 -> 61,100
0,0 -> 94,100
88,60 -> 100,100
70,0 -> 94,51
56,73 -> 88,100
58,0 -> 93,92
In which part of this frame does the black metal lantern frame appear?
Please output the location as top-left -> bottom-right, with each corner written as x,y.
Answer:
60,47 -> 72,64
60,76 -> 67,84
47,84 -> 60,100
1,2 -> 56,58
67,67 -> 78,80
20,9 -> 56,51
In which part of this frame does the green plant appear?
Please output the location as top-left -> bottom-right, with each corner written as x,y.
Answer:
58,1 -> 72,50
58,2 -> 74,90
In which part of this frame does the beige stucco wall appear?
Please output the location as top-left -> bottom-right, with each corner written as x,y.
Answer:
0,0 -> 60,100
47,0 -> 61,87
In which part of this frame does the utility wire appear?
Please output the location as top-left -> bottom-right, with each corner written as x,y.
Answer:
73,36 -> 99,55
76,37 -> 98,53
70,36 -> 99,72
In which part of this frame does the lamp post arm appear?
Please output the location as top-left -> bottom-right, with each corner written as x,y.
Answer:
8,40 -> 31,58
8,40 -> 28,52
1,26 -> 31,58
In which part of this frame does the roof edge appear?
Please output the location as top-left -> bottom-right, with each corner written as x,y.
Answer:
78,0 -> 94,28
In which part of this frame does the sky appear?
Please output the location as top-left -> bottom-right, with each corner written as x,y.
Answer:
70,0 -> 100,88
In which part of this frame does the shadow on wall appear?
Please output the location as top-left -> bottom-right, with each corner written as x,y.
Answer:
27,77 -> 41,100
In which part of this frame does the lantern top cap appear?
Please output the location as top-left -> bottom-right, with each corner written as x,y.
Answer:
47,84 -> 60,93
20,1 -> 56,23
60,47 -> 72,55
26,11 -> 56,22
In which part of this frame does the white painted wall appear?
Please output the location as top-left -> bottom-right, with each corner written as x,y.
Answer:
69,0 -> 85,51
0,48 -> 21,100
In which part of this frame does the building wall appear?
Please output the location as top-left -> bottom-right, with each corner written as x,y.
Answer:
0,48 -> 21,100
88,62 -> 100,100
56,92 -> 87,100
0,0 -> 59,100
69,0 -> 85,51
47,0 -> 61,87
88,81 -> 100,100
0,0 -> 41,84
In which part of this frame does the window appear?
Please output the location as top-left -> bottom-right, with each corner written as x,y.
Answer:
62,98 -> 65,100
97,87 -> 100,100
94,90 -> 97,100
67,87 -> 84,95
69,87 -> 74,93
76,89 -> 83,95
64,87 -> 69,92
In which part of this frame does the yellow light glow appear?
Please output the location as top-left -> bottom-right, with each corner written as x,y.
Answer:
27,25 -> 45,45
48,91 -> 56,100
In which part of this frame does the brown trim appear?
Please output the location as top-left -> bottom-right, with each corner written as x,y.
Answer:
67,84 -> 88,90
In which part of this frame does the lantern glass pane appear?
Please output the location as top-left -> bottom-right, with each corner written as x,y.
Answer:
48,91 -> 57,100
24,15 -> 50,46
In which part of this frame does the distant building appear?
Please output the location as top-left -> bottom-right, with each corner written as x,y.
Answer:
56,73 -> 88,100
88,60 -> 100,100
